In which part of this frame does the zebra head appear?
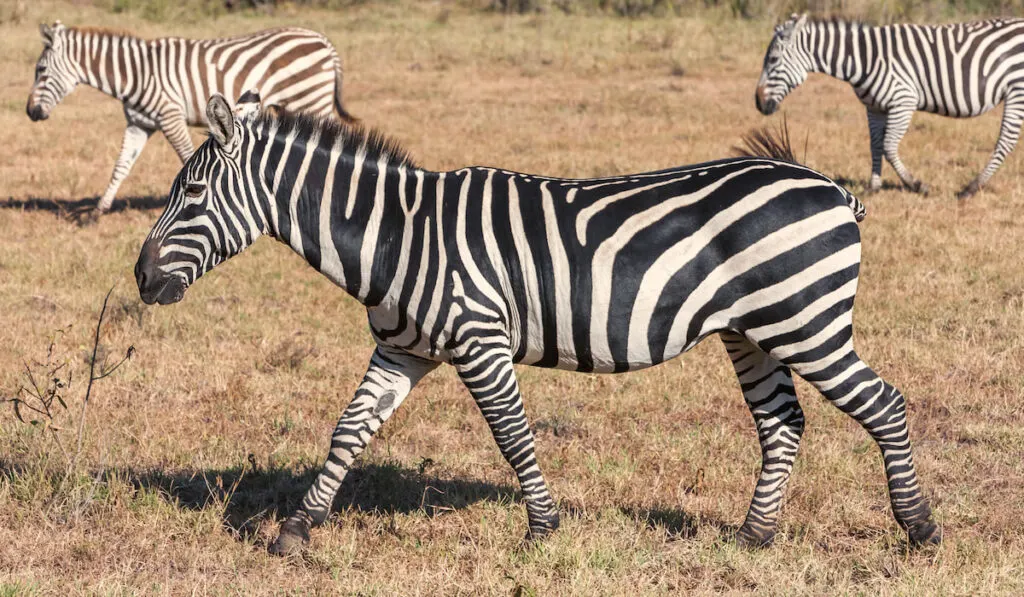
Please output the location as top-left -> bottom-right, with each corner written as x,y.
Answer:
136,92 -> 266,305
756,13 -> 810,115
27,21 -> 79,122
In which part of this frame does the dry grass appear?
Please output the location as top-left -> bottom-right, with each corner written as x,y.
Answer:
2,1 -> 1024,594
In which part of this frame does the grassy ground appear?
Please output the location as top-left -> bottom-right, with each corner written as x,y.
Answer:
2,1 -> 1024,594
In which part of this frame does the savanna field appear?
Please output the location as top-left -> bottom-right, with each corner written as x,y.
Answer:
2,0 -> 1024,594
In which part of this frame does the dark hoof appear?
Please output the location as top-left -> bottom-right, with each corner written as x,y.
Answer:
913,181 -> 930,196
957,181 -> 980,201
735,525 -> 775,549
906,519 -> 942,547
269,518 -> 311,556
524,513 -> 560,543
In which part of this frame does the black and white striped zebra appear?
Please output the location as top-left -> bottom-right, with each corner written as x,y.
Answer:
135,92 -> 941,554
26,21 -> 352,212
756,13 -> 1024,200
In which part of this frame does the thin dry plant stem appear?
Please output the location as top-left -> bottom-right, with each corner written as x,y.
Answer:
70,286 -> 134,477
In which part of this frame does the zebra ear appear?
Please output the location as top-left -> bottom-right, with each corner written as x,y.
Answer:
40,23 -> 52,45
206,94 -> 235,147
234,89 -> 262,123
794,12 -> 808,30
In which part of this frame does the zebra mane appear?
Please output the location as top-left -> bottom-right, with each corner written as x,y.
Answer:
68,25 -> 137,38
732,118 -> 800,164
255,109 -> 417,169
807,15 -> 877,28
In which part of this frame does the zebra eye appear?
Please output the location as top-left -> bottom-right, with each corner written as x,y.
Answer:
184,183 -> 206,199
35,65 -> 46,77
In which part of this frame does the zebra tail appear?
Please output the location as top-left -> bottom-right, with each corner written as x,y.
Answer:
841,186 -> 867,222
733,116 -> 866,223
332,53 -> 358,124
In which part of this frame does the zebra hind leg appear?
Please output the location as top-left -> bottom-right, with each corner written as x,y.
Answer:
721,332 -> 804,549
453,348 -> 560,541
958,91 -> 1024,200
779,342 -> 940,546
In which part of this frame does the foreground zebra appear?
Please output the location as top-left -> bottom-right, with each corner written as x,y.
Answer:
135,92 -> 941,554
757,13 -> 1024,200
26,21 -> 353,213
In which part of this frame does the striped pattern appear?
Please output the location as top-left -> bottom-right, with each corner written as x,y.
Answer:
26,21 -> 351,212
135,94 -> 940,554
756,14 -> 1024,199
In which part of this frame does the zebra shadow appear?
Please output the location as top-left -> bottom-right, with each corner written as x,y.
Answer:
615,504 -> 734,542
1,196 -> 166,224
0,457 -> 730,546
122,459 -> 520,542
126,464 -> 730,545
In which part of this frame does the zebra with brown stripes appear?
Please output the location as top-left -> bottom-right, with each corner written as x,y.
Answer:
26,21 -> 353,212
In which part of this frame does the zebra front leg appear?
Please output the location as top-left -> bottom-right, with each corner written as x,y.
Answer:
268,348 -> 438,556
883,107 -> 929,195
721,332 -> 803,549
453,347 -> 559,541
958,92 -> 1024,200
778,343 -> 940,546
866,109 -> 886,193
95,123 -> 154,212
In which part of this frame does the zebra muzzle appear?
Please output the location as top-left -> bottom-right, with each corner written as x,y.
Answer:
136,246 -> 186,305
26,102 -> 48,122
754,85 -> 779,115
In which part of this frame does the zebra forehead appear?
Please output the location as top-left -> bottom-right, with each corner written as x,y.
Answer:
252,109 -> 417,169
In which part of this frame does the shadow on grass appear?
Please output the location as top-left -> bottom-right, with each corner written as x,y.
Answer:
0,457 -> 733,546
617,504 -> 735,541
831,177 -> 911,194
122,460 -> 520,541
1,196 -> 166,223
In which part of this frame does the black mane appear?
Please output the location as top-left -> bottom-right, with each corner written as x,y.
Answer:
254,109 -> 417,169
733,117 -> 799,164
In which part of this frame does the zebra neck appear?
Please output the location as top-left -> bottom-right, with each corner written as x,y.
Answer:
67,29 -> 146,102
258,134 -> 425,307
804,21 -> 864,81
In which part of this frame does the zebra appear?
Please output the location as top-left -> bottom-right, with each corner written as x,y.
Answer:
135,91 -> 941,555
26,21 -> 353,213
756,13 -> 1024,200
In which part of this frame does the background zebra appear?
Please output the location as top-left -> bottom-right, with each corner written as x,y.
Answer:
756,13 -> 1024,200
26,21 -> 353,213
135,92 -> 941,555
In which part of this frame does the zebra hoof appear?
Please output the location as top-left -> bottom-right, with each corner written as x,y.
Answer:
735,525 -> 775,550
524,513 -> 560,543
956,181 -> 980,201
914,182 -> 930,196
269,518 -> 311,556
906,519 -> 942,547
